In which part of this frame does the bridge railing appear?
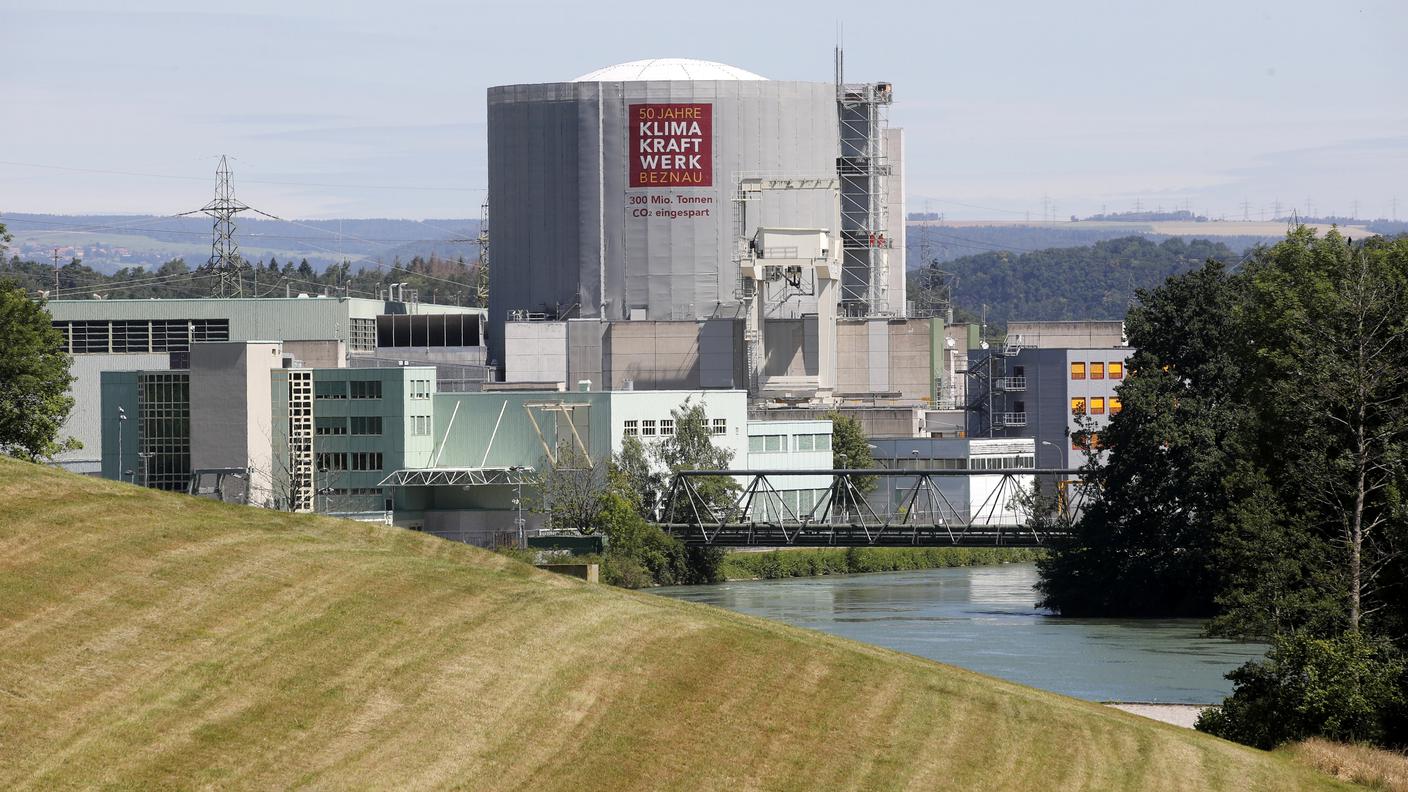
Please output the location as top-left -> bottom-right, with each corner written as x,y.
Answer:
659,468 -> 1096,547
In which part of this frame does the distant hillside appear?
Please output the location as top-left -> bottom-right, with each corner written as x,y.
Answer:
0,213 -> 478,273
906,223 -> 1276,265
0,459 -> 1345,791
910,236 -> 1240,328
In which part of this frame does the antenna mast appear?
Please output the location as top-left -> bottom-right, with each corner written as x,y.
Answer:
201,155 -> 249,297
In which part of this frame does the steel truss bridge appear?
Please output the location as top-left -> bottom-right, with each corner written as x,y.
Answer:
659,469 -> 1093,547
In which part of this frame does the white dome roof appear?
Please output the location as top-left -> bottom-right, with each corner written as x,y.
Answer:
573,58 -> 767,82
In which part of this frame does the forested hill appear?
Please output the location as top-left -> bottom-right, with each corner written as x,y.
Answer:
915,236 -> 1240,328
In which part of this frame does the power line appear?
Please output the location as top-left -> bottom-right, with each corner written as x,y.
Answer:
0,215 -> 475,245
0,158 -> 486,193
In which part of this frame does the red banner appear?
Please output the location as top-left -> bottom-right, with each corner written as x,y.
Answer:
629,103 -> 712,188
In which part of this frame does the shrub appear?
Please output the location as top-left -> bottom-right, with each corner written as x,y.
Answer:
1196,632 -> 1408,749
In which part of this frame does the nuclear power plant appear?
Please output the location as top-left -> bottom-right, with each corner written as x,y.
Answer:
488,57 -> 943,405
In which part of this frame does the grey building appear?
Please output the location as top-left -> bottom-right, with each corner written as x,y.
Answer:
487,58 -> 908,401
964,322 -> 1132,468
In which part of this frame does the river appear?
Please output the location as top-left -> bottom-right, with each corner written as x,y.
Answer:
654,562 -> 1266,704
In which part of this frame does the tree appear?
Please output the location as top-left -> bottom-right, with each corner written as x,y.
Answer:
654,398 -> 737,512
1037,259 -> 1247,617
1195,632 -> 1407,749
533,444 -> 607,534
1238,230 -> 1408,635
612,435 -> 664,520
826,411 -> 875,513
0,283 -> 78,460
653,399 -> 735,583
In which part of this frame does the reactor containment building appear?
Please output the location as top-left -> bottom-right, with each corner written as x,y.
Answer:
488,57 -> 908,402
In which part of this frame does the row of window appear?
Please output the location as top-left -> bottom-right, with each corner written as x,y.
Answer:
55,318 -> 229,354
313,414 -> 431,436
409,379 -> 432,399
315,416 -> 383,436
623,418 -> 727,437
315,451 -> 383,471
315,380 -> 383,400
1070,361 -> 1124,380
969,455 -> 1037,470
749,433 -> 833,454
1071,397 -> 1122,415
326,487 -> 384,496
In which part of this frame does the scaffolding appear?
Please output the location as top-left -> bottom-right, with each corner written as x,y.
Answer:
836,80 -> 893,316
962,334 -> 1025,437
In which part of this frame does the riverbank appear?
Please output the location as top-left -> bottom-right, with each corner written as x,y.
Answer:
720,546 -> 1045,580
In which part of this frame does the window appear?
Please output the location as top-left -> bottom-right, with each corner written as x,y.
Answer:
1090,397 -> 1106,415
623,420 -> 638,437
350,380 -> 382,399
412,415 -> 431,436
350,452 -> 383,471
711,418 -> 726,435
315,380 -> 348,400
317,452 -> 348,471
796,434 -> 814,452
641,419 -> 656,437
1110,397 -> 1122,415
1071,397 -> 1086,415
1070,362 -> 1086,380
749,434 -> 786,453
660,419 -> 674,436
350,416 -> 382,435
349,318 -> 376,352
1108,361 -> 1124,380
1090,362 -> 1104,380
410,379 -> 432,399
315,417 -> 347,436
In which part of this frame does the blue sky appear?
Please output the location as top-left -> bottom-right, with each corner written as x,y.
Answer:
3,0 -> 1405,220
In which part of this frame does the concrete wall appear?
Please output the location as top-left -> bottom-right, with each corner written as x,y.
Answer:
835,318 -> 932,401
504,322 -> 568,384
189,342 -> 283,506
284,340 -> 346,369
602,320 -> 743,390
1008,321 -> 1124,349
750,405 -> 922,439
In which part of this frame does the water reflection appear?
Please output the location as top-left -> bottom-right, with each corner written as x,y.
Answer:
655,563 -> 1265,703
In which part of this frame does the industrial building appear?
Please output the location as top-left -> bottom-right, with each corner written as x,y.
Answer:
487,57 -> 930,403
97,341 -> 834,547
963,321 -> 1132,468
48,296 -> 486,474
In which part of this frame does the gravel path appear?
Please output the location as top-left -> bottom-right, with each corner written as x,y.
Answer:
1107,703 -> 1210,729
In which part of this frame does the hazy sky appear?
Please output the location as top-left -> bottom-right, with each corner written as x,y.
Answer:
3,0 -> 1405,221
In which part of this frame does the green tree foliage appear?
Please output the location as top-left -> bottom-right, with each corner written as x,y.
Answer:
1040,229 -> 1408,636
1,252 -> 477,304
654,399 -> 738,514
0,283 -> 78,460
1038,228 -> 1408,749
1036,260 -> 1247,617
1195,633 -> 1407,749
650,399 -> 734,584
612,435 -> 663,520
910,236 -> 1239,329
826,412 -> 876,512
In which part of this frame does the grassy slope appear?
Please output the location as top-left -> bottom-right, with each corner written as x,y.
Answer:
0,459 -> 1354,791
